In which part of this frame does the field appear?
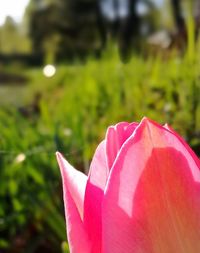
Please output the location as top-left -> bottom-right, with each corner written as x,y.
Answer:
0,47 -> 200,252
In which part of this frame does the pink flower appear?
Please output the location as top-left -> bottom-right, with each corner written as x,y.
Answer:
56,118 -> 200,253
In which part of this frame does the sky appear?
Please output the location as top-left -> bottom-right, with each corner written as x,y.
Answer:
0,0 -> 30,25
101,0 -> 163,20
0,0 -> 163,26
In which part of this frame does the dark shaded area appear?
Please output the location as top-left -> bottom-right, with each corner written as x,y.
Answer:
171,0 -> 185,31
0,54 -> 43,67
0,71 -> 28,85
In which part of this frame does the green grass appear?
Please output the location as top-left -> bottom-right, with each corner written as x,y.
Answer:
0,46 -> 200,252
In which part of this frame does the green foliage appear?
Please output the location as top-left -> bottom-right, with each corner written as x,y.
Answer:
0,47 -> 200,252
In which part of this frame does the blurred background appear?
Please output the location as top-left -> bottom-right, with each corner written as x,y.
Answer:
0,0 -> 200,252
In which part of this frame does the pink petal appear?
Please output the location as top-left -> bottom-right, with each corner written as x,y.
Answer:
106,122 -> 138,170
56,152 -> 87,219
84,123 -> 138,252
102,118 -> 200,253
63,188 -> 91,253
56,152 -> 90,253
84,141 -> 108,253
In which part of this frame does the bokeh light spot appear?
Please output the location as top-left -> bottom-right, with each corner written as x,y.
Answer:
43,64 -> 56,77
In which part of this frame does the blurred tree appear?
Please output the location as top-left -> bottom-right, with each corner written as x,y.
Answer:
171,0 -> 185,32
26,0 -> 106,61
99,0 -> 158,60
2,17 -> 18,53
168,0 -> 200,49
0,16 -> 30,54
25,0 -> 60,61
24,0 -> 200,61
